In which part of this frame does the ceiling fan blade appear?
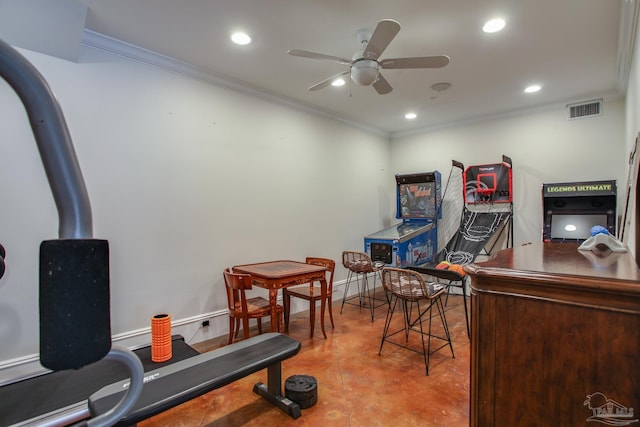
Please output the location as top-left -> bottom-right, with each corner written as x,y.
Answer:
308,71 -> 351,91
380,55 -> 450,69
363,19 -> 401,60
372,73 -> 393,95
288,49 -> 351,65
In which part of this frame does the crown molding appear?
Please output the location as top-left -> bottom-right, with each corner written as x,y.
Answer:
617,0 -> 640,93
80,30 -> 387,138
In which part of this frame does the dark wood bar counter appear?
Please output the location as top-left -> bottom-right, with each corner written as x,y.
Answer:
465,242 -> 640,427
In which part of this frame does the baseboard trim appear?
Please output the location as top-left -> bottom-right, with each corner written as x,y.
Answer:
0,278 -> 362,384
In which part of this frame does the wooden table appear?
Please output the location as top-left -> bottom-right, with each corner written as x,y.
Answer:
233,260 -> 329,338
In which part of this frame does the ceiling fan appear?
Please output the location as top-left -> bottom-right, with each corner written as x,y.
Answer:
288,19 -> 450,95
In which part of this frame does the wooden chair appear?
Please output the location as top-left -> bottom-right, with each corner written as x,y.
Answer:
378,267 -> 454,375
283,257 -> 335,338
223,268 -> 283,344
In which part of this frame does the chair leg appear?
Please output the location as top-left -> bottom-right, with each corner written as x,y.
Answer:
257,318 -> 263,334
228,315 -> 235,344
340,270 -> 354,314
378,295 -> 397,354
404,300 -> 414,341
242,317 -> 250,340
283,290 -> 291,332
366,272 -> 390,322
327,296 -> 335,329
436,297 -> 455,358
309,298 -> 316,338
364,274 -> 375,322
423,299 -> 432,376
233,320 -> 241,340
356,272 -> 364,306
342,270 -> 381,321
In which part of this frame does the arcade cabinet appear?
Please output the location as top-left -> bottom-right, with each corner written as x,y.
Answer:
365,171 -> 441,267
542,180 -> 617,242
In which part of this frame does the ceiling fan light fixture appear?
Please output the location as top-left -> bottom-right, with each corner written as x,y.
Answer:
351,60 -> 379,86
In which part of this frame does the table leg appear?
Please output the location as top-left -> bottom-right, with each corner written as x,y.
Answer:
269,288 -> 279,332
320,277 -> 327,338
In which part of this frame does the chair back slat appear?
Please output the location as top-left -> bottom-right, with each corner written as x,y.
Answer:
305,257 -> 335,292
223,268 -> 253,314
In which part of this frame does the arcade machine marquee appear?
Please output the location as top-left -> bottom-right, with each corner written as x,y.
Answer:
365,171 -> 441,267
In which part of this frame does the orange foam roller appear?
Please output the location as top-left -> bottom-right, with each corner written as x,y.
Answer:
151,313 -> 172,362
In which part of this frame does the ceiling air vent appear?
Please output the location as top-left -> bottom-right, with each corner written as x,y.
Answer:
567,99 -> 602,120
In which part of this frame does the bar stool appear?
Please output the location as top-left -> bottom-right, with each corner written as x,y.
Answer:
339,251 -> 386,321
378,267 -> 454,375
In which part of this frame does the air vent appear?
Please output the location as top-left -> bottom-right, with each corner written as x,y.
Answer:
567,99 -> 602,120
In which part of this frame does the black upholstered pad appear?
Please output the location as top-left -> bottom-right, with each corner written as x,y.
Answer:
89,333 -> 301,426
0,335 -> 198,426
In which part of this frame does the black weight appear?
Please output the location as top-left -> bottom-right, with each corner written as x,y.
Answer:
285,375 -> 318,409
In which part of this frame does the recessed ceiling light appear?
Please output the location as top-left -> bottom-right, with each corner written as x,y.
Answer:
331,78 -> 346,87
231,32 -> 251,45
405,112 -> 417,120
483,18 -> 506,33
524,84 -> 542,93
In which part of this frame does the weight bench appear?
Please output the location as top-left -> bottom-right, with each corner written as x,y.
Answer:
90,332 -> 302,425
0,333 -> 301,426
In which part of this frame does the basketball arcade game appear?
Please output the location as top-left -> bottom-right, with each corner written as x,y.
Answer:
365,171 -> 441,267
461,155 -> 514,255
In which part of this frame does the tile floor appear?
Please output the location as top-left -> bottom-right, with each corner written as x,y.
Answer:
139,291 -> 471,427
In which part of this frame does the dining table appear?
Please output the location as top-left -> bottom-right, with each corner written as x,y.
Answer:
233,260 -> 329,338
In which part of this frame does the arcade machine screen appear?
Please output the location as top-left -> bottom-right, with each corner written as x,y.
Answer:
397,173 -> 440,220
549,214 -> 609,240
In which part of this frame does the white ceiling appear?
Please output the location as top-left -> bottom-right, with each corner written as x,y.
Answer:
75,0 -> 625,136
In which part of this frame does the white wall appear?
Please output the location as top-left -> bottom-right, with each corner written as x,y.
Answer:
390,99 -> 626,246
0,45 -> 392,370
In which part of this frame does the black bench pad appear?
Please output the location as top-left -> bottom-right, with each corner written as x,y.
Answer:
89,333 -> 301,425
0,335 -> 197,427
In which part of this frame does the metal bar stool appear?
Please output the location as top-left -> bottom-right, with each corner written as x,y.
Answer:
339,251 -> 387,322
378,267 -> 454,375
